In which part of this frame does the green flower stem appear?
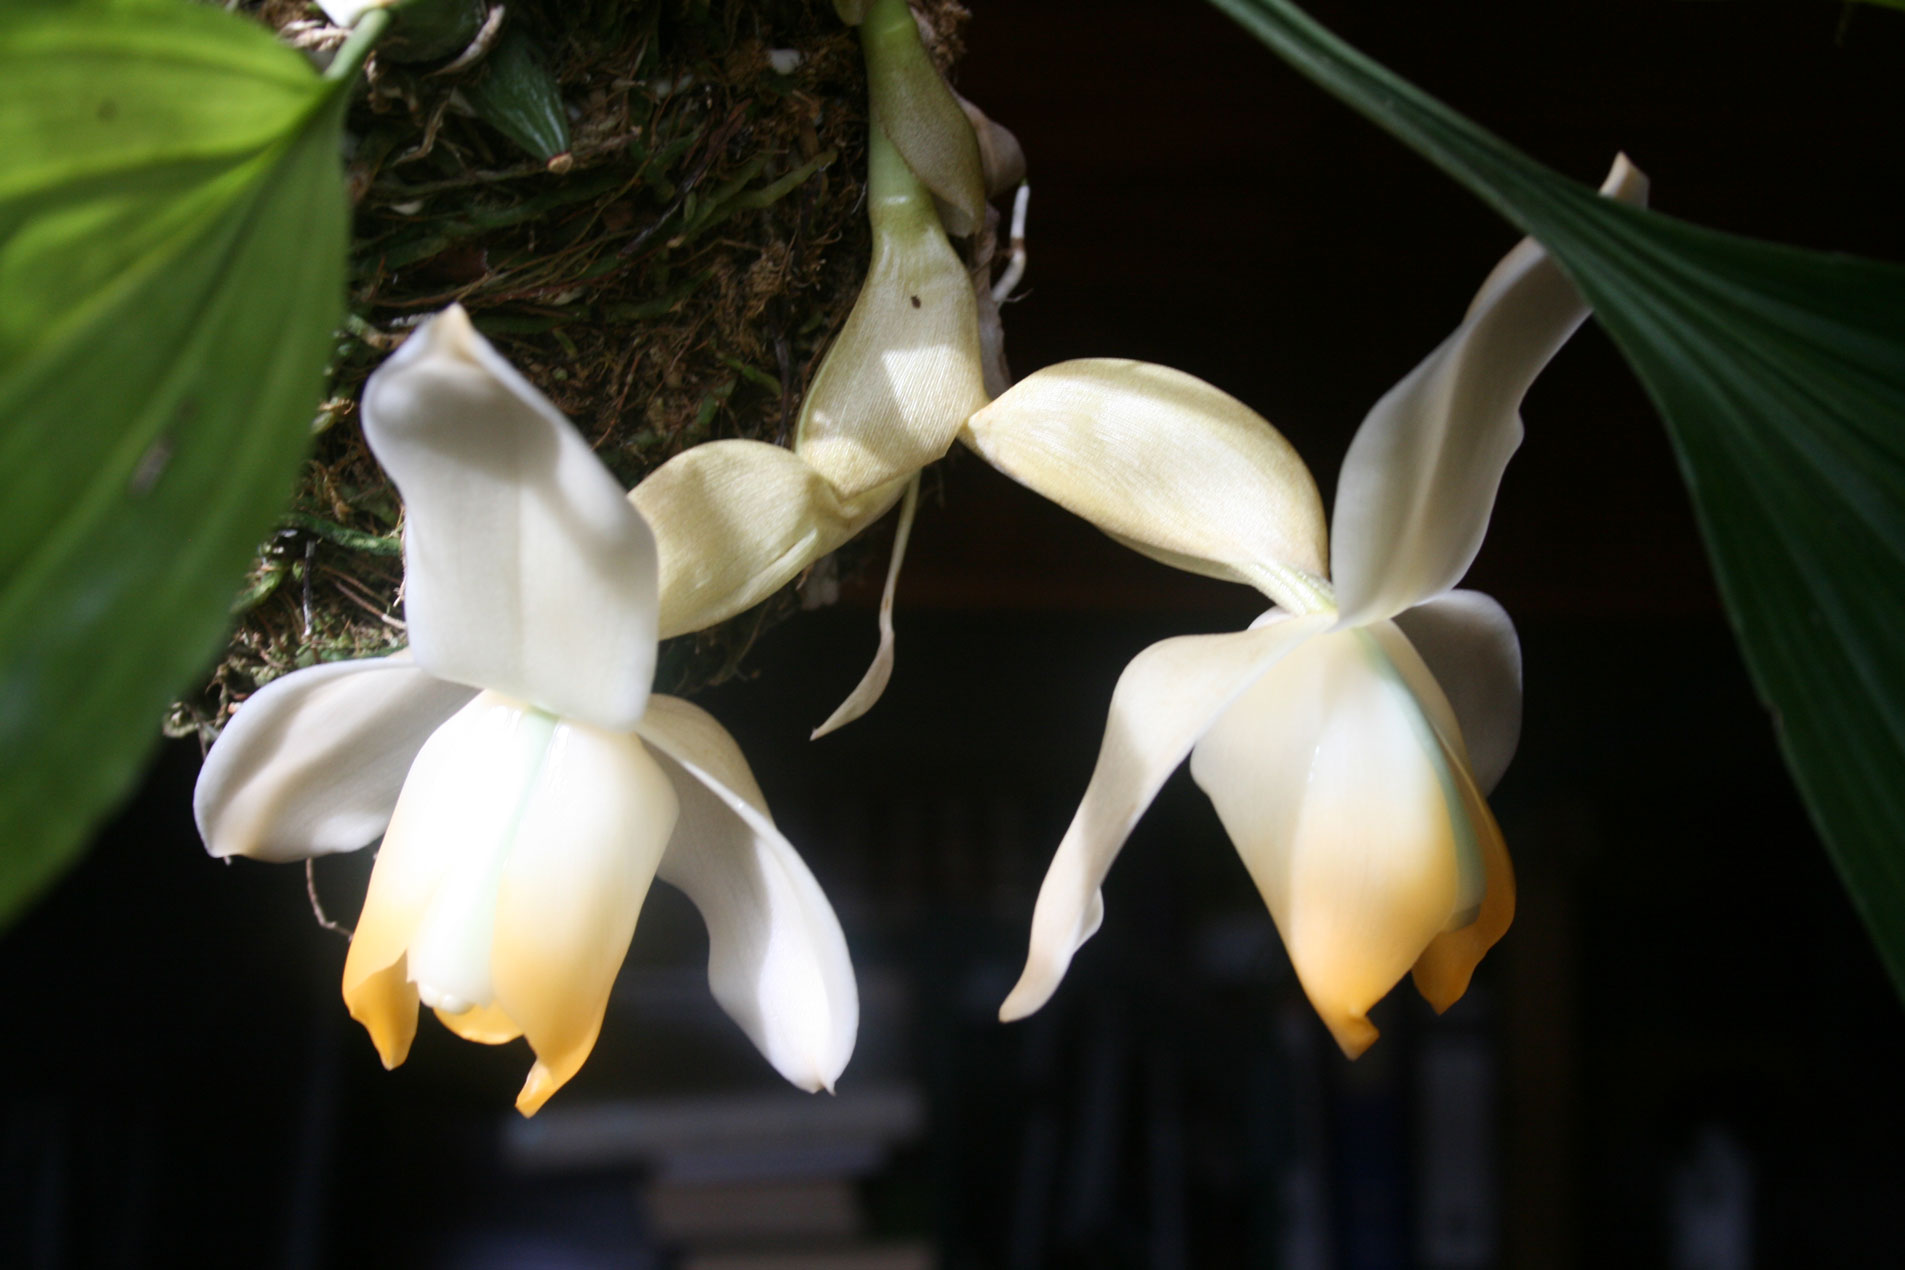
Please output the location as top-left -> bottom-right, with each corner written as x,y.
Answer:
865,121 -> 935,235
324,6 -> 394,85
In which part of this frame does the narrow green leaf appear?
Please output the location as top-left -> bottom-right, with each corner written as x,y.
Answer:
1211,0 -> 1905,992
0,1 -> 348,923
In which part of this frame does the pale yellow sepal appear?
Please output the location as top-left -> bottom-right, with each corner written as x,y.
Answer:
793,125 -> 989,500
631,439 -> 902,639
962,359 -> 1331,612
812,476 -> 919,739
858,0 -> 985,236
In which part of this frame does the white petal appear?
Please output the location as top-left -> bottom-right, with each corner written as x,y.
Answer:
812,475 -> 918,739
1330,157 -> 1651,625
490,718 -> 678,1116
194,656 -> 475,862
1390,592 -> 1522,794
999,613 -> 1332,1023
962,360 -> 1331,612
639,695 -> 859,1094
793,125 -> 990,499
360,306 -> 659,730
630,440 -> 901,639
1189,630 -> 1476,1058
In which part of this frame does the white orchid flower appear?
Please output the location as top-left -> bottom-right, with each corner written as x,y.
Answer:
194,307 -> 857,1114
971,159 -> 1648,1056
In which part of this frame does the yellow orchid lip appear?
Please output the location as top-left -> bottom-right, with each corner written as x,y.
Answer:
1192,625 -> 1509,1058
340,691 -> 677,1115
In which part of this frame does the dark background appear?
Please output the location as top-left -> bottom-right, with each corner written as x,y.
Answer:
6,1 -> 1905,1266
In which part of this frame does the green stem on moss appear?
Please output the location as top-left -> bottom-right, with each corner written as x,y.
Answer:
325,7 -> 394,85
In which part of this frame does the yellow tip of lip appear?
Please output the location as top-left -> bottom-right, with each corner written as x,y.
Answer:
515,1063 -> 558,1118
1324,1011 -> 1379,1061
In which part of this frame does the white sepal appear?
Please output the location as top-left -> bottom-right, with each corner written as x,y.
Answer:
999,614 -> 1331,1023
194,655 -> 475,862
639,695 -> 859,1094
964,360 -> 1331,611
1330,156 -> 1650,625
360,306 -> 660,731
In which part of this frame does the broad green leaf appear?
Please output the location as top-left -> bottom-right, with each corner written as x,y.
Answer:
1210,0 -> 1905,992
0,1 -> 348,924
